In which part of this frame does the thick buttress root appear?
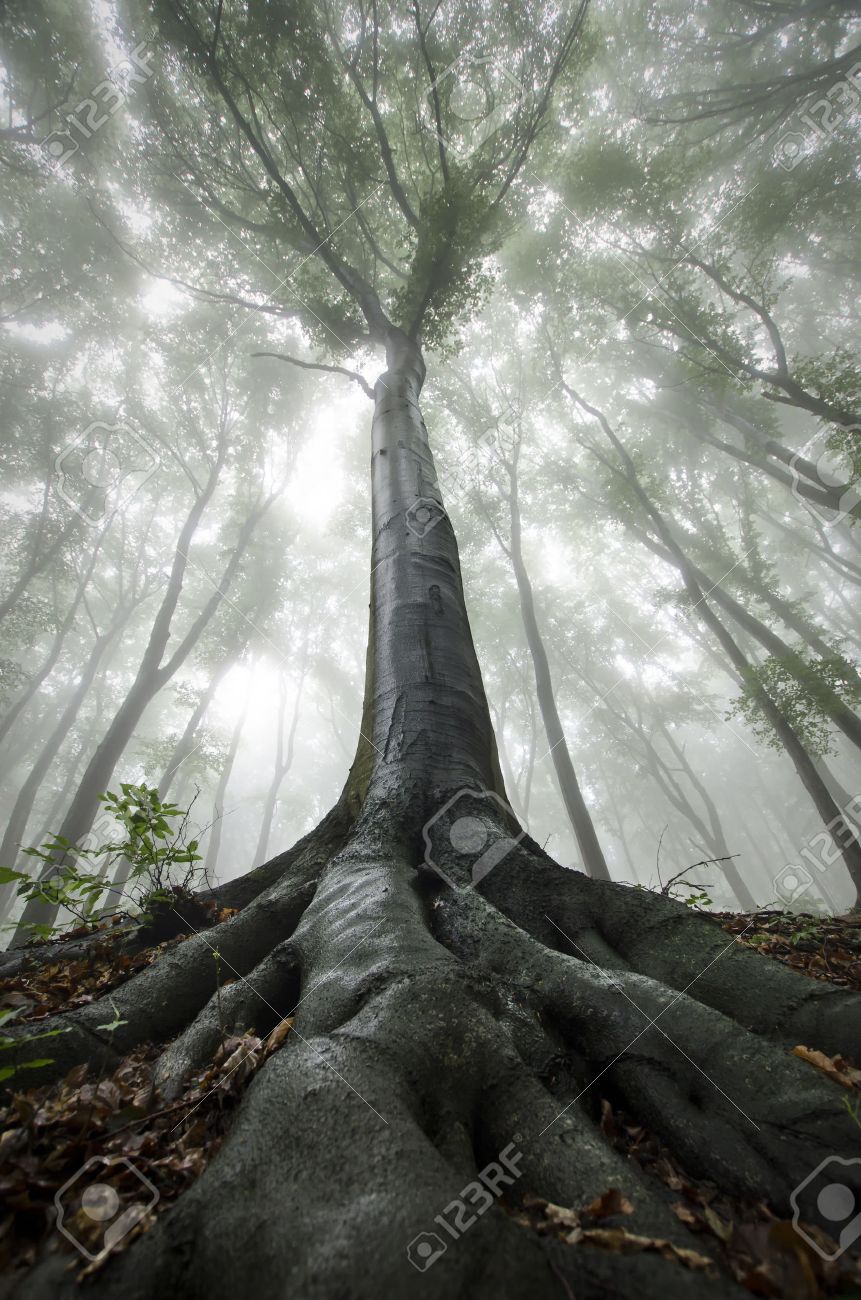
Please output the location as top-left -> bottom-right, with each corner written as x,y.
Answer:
9,809 -> 861,1300
481,838 -> 861,1059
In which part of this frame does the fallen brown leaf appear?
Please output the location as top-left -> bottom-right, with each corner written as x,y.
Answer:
792,1045 -> 861,1090
579,1227 -> 714,1270
583,1187 -> 635,1220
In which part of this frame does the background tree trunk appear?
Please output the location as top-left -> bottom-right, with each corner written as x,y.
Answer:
499,451 -> 611,880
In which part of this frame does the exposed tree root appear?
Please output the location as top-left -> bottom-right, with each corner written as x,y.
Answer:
6,806 -> 861,1299
3,874 -> 317,1082
481,840 -> 861,1058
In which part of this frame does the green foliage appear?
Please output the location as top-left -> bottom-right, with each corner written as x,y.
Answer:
95,998 -> 129,1033
792,348 -> 861,430
825,416 -> 861,486
393,175 -> 501,353
3,784 -> 205,941
679,888 -> 714,910
788,918 -> 825,947
0,1006 -> 69,1083
728,650 -> 861,756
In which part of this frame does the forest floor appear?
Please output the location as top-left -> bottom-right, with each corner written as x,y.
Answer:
0,905 -> 860,1296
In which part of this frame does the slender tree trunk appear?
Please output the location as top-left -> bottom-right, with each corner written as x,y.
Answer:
0,530 -> 106,756
682,404 -> 854,517
203,670 -> 253,881
633,528 -> 861,755
490,701 -> 526,821
499,457 -> 611,880
10,472 -> 269,943
596,758 -> 640,882
0,479 -> 78,627
158,651 -> 237,800
252,663 -> 305,869
0,614 -> 127,921
668,538 -> 861,903
34,687 -> 110,848
567,385 -> 861,907
656,723 -> 755,910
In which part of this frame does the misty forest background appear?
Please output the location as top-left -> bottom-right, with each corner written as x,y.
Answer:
2,0 -> 861,934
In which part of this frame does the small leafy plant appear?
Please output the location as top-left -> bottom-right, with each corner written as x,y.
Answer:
679,887 -> 714,910
1,784 -> 207,943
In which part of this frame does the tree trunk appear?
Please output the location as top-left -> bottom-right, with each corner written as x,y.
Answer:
9,333 -> 861,1300
158,649 -> 238,800
565,384 -> 861,907
202,664 -> 253,882
0,531 -> 105,755
646,536 -> 861,755
0,494 -> 77,627
252,661 -> 305,869
10,484 -> 269,944
656,723 -> 756,910
0,613 -> 127,921
502,458 -> 611,880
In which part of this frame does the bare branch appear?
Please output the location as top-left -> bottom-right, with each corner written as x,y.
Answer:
252,351 -> 375,399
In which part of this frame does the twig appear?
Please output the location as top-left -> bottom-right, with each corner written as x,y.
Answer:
655,824 -> 668,891
660,855 -> 740,896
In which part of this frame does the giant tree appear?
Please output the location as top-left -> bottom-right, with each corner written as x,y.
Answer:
4,5 -> 861,1300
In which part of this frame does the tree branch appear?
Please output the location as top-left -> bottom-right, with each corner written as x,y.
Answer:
252,351 -> 375,399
